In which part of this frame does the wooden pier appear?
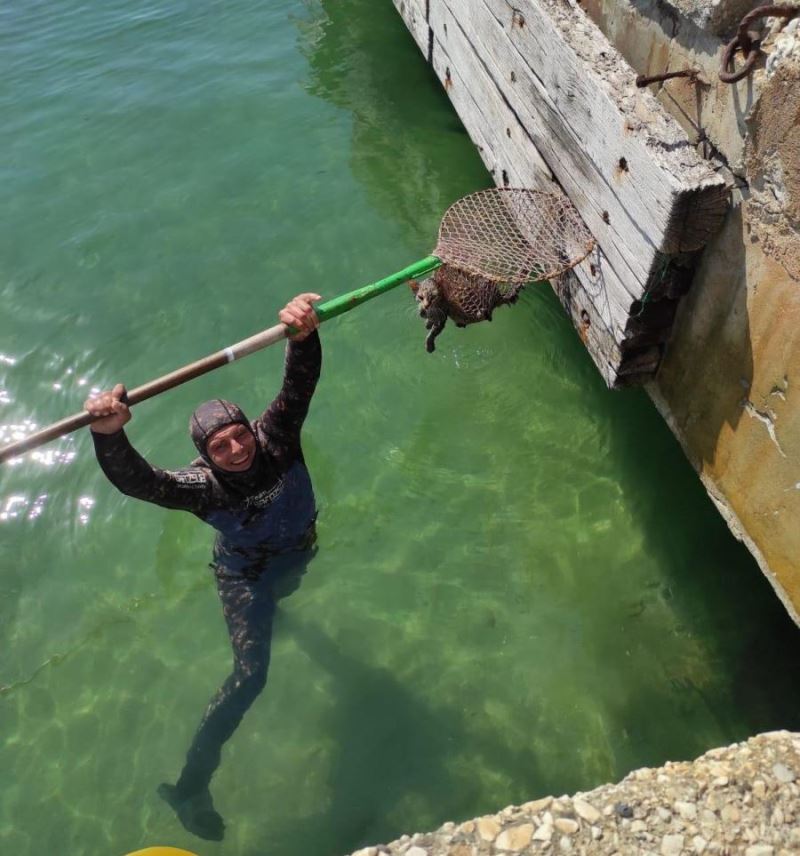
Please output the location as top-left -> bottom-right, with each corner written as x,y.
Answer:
393,0 -> 729,387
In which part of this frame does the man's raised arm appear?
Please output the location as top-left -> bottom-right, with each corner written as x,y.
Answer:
87,384 -> 211,513
258,293 -> 322,450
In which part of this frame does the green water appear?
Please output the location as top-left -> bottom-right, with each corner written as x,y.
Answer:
1,1 -> 799,854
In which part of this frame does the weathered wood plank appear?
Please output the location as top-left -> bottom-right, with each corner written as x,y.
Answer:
485,0 -> 730,256
553,271 -> 623,387
429,13 -> 635,334
391,0 -> 429,58
432,0 -> 728,296
431,0 -> 644,303
431,32 -> 637,382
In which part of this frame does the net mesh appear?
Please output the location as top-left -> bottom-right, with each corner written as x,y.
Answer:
434,187 -> 595,285
412,188 -> 595,352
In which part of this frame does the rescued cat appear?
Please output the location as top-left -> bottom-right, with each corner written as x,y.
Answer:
409,266 -> 522,352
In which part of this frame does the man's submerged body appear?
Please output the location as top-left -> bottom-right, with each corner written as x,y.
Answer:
87,295 -> 322,840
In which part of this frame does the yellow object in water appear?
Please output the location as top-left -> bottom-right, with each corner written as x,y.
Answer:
124,848 -> 199,856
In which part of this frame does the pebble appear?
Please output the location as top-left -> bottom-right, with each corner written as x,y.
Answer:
522,796 -> 553,814
532,821 -> 553,842
554,818 -> 579,834
476,818 -> 500,841
721,804 -> 741,824
495,824 -> 533,850
661,833 -> 685,855
573,798 -> 601,823
772,764 -> 795,783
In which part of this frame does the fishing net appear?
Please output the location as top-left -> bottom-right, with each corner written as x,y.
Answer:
412,188 -> 595,352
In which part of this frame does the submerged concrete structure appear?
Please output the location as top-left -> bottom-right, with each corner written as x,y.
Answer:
392,0 -> 800,625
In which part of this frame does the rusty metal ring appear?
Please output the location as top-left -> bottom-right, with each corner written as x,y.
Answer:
719,34 -> 760,83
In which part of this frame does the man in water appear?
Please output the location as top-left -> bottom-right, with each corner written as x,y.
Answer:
85,293 -> 322,841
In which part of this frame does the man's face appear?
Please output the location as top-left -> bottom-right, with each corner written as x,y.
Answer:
206,423 -> 257,472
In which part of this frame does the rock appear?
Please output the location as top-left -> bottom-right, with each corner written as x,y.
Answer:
532,822 -> 554,843
554,818 -> 579,834
591,826 -> 603,841
495,824 -> 534,851
558,835 -> 573,852
615,802 -> 634,819
752,780 -> 767,799
772,764 -> 795,783
522,796 -> 553,814
573,798 -> 601,824
405,848 -> 427,856
720,804 -> 740,824
744,847 -> 774,856
692,836 -> 707,853
700,809 -> 718,827
477,818 -> 501,842
676,801 -> 698,821
657,808 -> 673,823
661,834 -> 685,855
352,849 -> 377,856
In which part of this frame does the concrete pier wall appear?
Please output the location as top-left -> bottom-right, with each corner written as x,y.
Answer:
392,0 -> 800,625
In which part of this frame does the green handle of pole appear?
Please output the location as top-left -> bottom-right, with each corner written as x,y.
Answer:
0,255 -> 443,465
314,255 -> 441,324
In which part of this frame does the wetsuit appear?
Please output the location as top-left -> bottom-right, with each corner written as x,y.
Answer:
92,333 -> 321,822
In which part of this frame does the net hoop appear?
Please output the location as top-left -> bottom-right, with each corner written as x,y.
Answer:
434,187 -> 595,284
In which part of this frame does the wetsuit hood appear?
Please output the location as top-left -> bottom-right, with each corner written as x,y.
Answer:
190,399 -> 268,494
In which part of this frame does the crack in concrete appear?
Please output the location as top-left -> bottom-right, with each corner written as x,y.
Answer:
742,399 -> 787,457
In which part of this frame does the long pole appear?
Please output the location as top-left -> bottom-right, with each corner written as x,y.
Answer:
0,255 -> 442,465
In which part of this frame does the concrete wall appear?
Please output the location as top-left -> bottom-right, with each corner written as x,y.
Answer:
582,0 -> 800,624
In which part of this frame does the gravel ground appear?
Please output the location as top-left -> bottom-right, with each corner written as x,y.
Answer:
347,731 -> 800,855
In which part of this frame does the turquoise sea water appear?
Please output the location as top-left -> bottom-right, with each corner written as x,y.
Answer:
1,1 -> 799,854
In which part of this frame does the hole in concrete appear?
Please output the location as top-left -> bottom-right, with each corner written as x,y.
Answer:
590,263 -> 598,277
506,127 -> 511,138
510,70 -> 517,83
618,157 -> 628,172
502,170 -> 510,187
602,211 -> 610,224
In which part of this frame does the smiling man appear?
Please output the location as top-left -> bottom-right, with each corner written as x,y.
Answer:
85,293 -> 322,841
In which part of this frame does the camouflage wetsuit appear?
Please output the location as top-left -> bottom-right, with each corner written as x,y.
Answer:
92,332 -> 321,806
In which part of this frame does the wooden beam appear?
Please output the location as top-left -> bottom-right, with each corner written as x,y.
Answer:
432,0 -> 728,295
429,12 -> 635,333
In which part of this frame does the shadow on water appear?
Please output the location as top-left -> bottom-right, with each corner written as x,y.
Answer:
257,614 -> 544,856
598,381 -> 800,769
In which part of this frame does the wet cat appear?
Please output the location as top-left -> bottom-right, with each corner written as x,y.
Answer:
409,266 -> 522,353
